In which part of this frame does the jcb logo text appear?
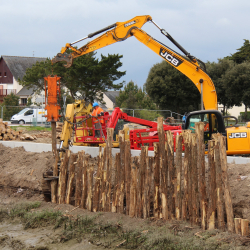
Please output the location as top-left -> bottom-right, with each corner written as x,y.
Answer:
228,132 -> 247,139
159,48 -> 183,67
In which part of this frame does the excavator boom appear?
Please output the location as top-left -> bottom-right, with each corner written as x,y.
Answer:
52,15 -> 217,110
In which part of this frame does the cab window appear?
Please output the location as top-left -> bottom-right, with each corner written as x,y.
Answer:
187,114 -> 209,132
187,113 -> 218,146
24,110 -> 33,116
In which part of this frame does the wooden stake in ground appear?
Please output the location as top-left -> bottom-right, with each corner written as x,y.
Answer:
112,153 -> 120,213
166,130 -> 175,220
195,122 -> 207,230
234,218 -> 241,234
118,130 -> 125,214
125,140 -> 131,215
65,154 -> 77,204
93,147 -> 102,212
213,135 -> 225,231
105,128 -> 114,212
100,147 -> 106,211
51,121 -> 58,203
191,133 -> 199,225
153,143 -> 160,218
57,150 -> 71,204
241,219 -> 249,236
81,155 -> 89,209
182,130 -> 191,220
51,153 -> 59,204
219,135 -> 234,232
175,133 -> 183,220
207,140 -> 216,230
75,151 -> 85,207
86,165 -> 94,211
129,157 -> 138,218
141,146 -> 149,219
157,117 -> 168,220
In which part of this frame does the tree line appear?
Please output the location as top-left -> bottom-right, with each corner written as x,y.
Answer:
8,39 -> 250,121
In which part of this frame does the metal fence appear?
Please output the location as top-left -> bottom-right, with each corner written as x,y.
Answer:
1,105 -> 183,126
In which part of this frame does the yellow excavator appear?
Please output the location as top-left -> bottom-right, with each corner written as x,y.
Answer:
52,15 -> 250,155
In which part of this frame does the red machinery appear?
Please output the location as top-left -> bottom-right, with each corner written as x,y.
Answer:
73,107 -> 182,150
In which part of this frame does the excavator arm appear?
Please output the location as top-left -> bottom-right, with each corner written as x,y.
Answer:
52,15 -> 152,67
52,15 -> 217,110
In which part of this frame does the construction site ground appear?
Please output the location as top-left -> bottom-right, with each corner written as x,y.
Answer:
1,132 -> 250,249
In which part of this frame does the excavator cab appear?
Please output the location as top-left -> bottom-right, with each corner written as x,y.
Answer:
185,110 -> 226,146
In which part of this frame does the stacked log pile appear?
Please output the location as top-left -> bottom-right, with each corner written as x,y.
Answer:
0,119 -> 21,141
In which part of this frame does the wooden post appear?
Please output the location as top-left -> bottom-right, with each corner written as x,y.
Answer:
182,130 -> 191,220
112,153 -> 119,213
93,147 -> 102,212
100,147 -> 106,211
57,150 -> 70,204
81,155 -> 89,209
158,117 -> 168,220
153,143 -> 160,218
75,151 -> 84,207
136,149 -> 143,218
51,121 -> 58,203
129,156 -> 138,218
241,219 -> 249,236
195,122 -> 207,230
65,154 -> 77,204
86,165 -> 93,211
191,133 -> 199,225
125,140 -> 131,215
234,218 -> 241,234
141,146 -> 149,219
118,130 -> 125,214
219,135 -> 234,233
207,140 -> 216,230
51,154 -> 59,203
175,133 -> 183,220
144,148 -> 150,219
166,130 -> 175,219
105,128 -> 114,212
213,135 -> 225,231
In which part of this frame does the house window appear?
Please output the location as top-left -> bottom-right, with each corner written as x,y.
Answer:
21,98 -> 27,105
4,72 -> 7,77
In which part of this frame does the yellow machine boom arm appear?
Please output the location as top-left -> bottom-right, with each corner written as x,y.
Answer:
52,15 -> 217,110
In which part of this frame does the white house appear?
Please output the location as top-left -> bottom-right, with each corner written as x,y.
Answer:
0,55 -> 47,105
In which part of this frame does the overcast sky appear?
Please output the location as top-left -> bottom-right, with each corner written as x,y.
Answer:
1,0 -> 249,88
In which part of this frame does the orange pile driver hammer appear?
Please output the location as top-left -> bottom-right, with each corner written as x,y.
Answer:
44,75 -> 61,122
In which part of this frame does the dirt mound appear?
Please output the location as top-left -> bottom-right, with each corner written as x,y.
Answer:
0,144 -> 53,191
228,163 -> 250,220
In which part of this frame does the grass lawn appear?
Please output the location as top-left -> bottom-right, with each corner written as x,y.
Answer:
10,126 -> 52,132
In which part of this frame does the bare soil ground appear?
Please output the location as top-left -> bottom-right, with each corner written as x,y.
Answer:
1,143 -> 250,249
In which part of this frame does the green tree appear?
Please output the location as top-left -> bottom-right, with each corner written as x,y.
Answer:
228,39 -> 250,64
3,93 -> 20,120
223,61 -> 250,120
116,81 -> 159,120
206,58 -> 235,115
145,61 -> 200,115
27,97 -> 32,106
19,52 -> 126,103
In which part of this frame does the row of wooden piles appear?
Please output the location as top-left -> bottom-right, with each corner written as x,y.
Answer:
51,118 -> 247,234
0,118 -> 21,140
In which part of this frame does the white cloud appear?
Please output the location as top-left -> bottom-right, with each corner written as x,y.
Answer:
1,0 -> 250,87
